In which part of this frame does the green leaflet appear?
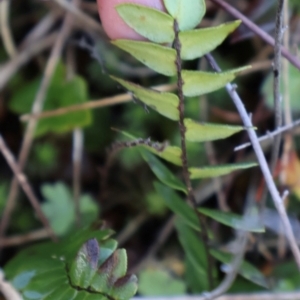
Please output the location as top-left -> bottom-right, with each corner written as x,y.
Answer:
182,66 -> 250,97
112,40 -> 176,76
163,0 -> 205,31
184,118 -> 245,142
198,207 -> 264,232
210,249 -> 269,288
175,219 -> 210,292
4,228 -> 137,300
140,149 -> 187,194
41,182 -> 99,236
111,76 -> 179,121
116,129 -> 182,166
154,182 -> 200,231
180,21 -> 241,60
116,4 -> 174,43
189,163 -> 257,179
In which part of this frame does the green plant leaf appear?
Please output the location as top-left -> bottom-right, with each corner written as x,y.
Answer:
154,182 -> 200,231
175,218 -> 210,292
210,249 -> 269,288
189,162 -> 257,179
116,129 -> 182,166
140,149 -> 187,194
182,66 -> 250,97
9,62 -> 92,137
138,268 -> 186,296
4,227 -> 137,300
198,207 -> 264,232
163,0 -> 206,31
180,21 -> 241,60
184,118 -> 245,142
112,40 -> 176,76
116,4 -> 174,43
41,182 -> 99,236
111,76 -> 179,121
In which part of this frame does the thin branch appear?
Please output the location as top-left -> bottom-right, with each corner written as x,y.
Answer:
0,270 -> 22,300
173,20 -> 213,289
205,233 -> 248,300
66,36 -> 83,227
20,83 -> 177,122
269,0 -> 284,179
0,33 -> 57,91
134,292 -> 300,300
117,213 -> 149,246
0,14 -> 74,238
130,216 -> 175,273
0,0 -> 17,58
53,0 -> 103,34
204,179 -> 257,299
234,118 -> 300,151
205,53 -> 300,270
21,12 -> 61,48
0,135 -> 56,241
0,228 -> 48,248
210,0 -> 300,70
282,0 -> 292,126
72,128 -> 84,227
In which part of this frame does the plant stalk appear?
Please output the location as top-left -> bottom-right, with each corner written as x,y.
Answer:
173,20 -> 214,290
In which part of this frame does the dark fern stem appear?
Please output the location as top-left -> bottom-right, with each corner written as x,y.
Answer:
173,20 -> 214,289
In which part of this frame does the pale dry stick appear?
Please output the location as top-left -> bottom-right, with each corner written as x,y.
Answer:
282,0 -> 292,127
199,58 -> 229,212
0,228 -> 48,248
205,180 -> 256,299
0,0 -> 17,58
0,33 -> 57,90
200,96 -> 228,211
130,216 -> 175,274
0,15 -> 74,238
206,53 -> 300,270
210,0 -> 300,70
0,270 -> 22,300
20,83 -> 177,121
53,0 -> 103,34
278,0 -> 292,259
66,37 -> 83,227
205,233 -> 248,300
117,213 -> 149,246
234,118 -> 300,151
134,293 -> 300,300
269,0 -> 284,177
21,12 -> 62,48
72,128 -> 84,226
0,135 -> 56,241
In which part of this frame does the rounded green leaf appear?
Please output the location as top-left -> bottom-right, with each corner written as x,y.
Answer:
184,118 -> 245,142
182,66 -> 250,97
116,4 -> 174,43
163,0 -> 206,31
140,149 -> 187,194
180,21 -> 241,60
189,162 -> 257,179
112,40 -> 176,76
111,76 -> 179,121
